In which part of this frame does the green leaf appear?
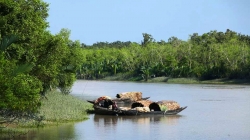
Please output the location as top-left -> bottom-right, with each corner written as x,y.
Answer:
12,63 -> 35,76
0,35 -> 18,52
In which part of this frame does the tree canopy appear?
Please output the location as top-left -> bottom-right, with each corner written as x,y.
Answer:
77,30 -> 250,81
0,0 -> 84,116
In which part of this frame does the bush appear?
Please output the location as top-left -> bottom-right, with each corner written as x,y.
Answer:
0,73 -> 42,112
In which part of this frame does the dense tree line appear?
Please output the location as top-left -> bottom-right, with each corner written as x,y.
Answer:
77,30 -> 250,81
0,0 -> 84,122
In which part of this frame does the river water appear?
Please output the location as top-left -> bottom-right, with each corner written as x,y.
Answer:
5,80 -> 250,140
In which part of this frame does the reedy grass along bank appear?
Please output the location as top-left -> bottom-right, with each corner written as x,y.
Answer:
0,91 -> 93,138
1,91 -> 93,128
38,91 -> 93,124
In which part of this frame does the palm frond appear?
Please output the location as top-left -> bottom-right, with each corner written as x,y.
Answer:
0,35 -> 18,52
12,63 -> 35,76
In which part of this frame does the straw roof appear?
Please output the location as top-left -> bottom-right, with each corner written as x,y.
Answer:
116,92 -> 142,101
131,100 -> 153,108
149,100 -> 180,111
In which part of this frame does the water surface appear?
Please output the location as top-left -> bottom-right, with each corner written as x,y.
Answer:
5,80 -> 250,140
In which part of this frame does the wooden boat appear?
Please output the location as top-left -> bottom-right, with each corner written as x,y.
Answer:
120,106 -> 187,116
93,105 -> 122,115
87,93 -> 187,116
91,105 -> 187,116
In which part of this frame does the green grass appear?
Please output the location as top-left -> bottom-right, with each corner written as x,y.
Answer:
1,91 -> 93,129
38,91 -> 93,124
167,78 -> 200,84
0,91 -> 93,138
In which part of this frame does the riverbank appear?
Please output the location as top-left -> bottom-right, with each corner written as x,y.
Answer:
102,75 -> 250,85
149,77 -> 250,84
0,91 -> 93,139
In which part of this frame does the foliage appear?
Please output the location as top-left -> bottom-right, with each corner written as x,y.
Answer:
77,30 -> 250,81
0,35 -> 43,134
141,33 -> 154,47
0,0 -> 49,39
0,34 -> 42,113
159,105 -> 168,111
0,0 -> 84,126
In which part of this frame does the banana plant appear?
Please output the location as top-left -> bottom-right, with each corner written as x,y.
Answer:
0,35 -> 18,58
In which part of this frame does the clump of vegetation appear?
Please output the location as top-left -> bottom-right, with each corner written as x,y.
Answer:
159,105 -> 168,111
38,91 -> 93,124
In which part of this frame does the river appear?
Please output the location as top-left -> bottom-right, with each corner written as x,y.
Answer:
5,80 -> 250,140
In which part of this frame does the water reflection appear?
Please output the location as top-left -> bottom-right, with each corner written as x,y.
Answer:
94,115 -> 118,127
9,123 -> 76,140
93,114 -> 182,127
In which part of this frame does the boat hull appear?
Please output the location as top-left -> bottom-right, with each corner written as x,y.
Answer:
93,106 -> 187,116
93,106 -> 122,115
121,106 -> 187,116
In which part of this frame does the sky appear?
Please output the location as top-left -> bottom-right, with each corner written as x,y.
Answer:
44,0 -> 250,45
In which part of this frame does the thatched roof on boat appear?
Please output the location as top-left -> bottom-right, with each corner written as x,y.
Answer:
116,92 -> 142,101
131,100 -> 153,108
149,100 -> 180,111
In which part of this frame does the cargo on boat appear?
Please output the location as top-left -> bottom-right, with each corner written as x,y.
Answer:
88,95 -> 187,116
87,91 -> 150,104
119,100 -> 187,116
